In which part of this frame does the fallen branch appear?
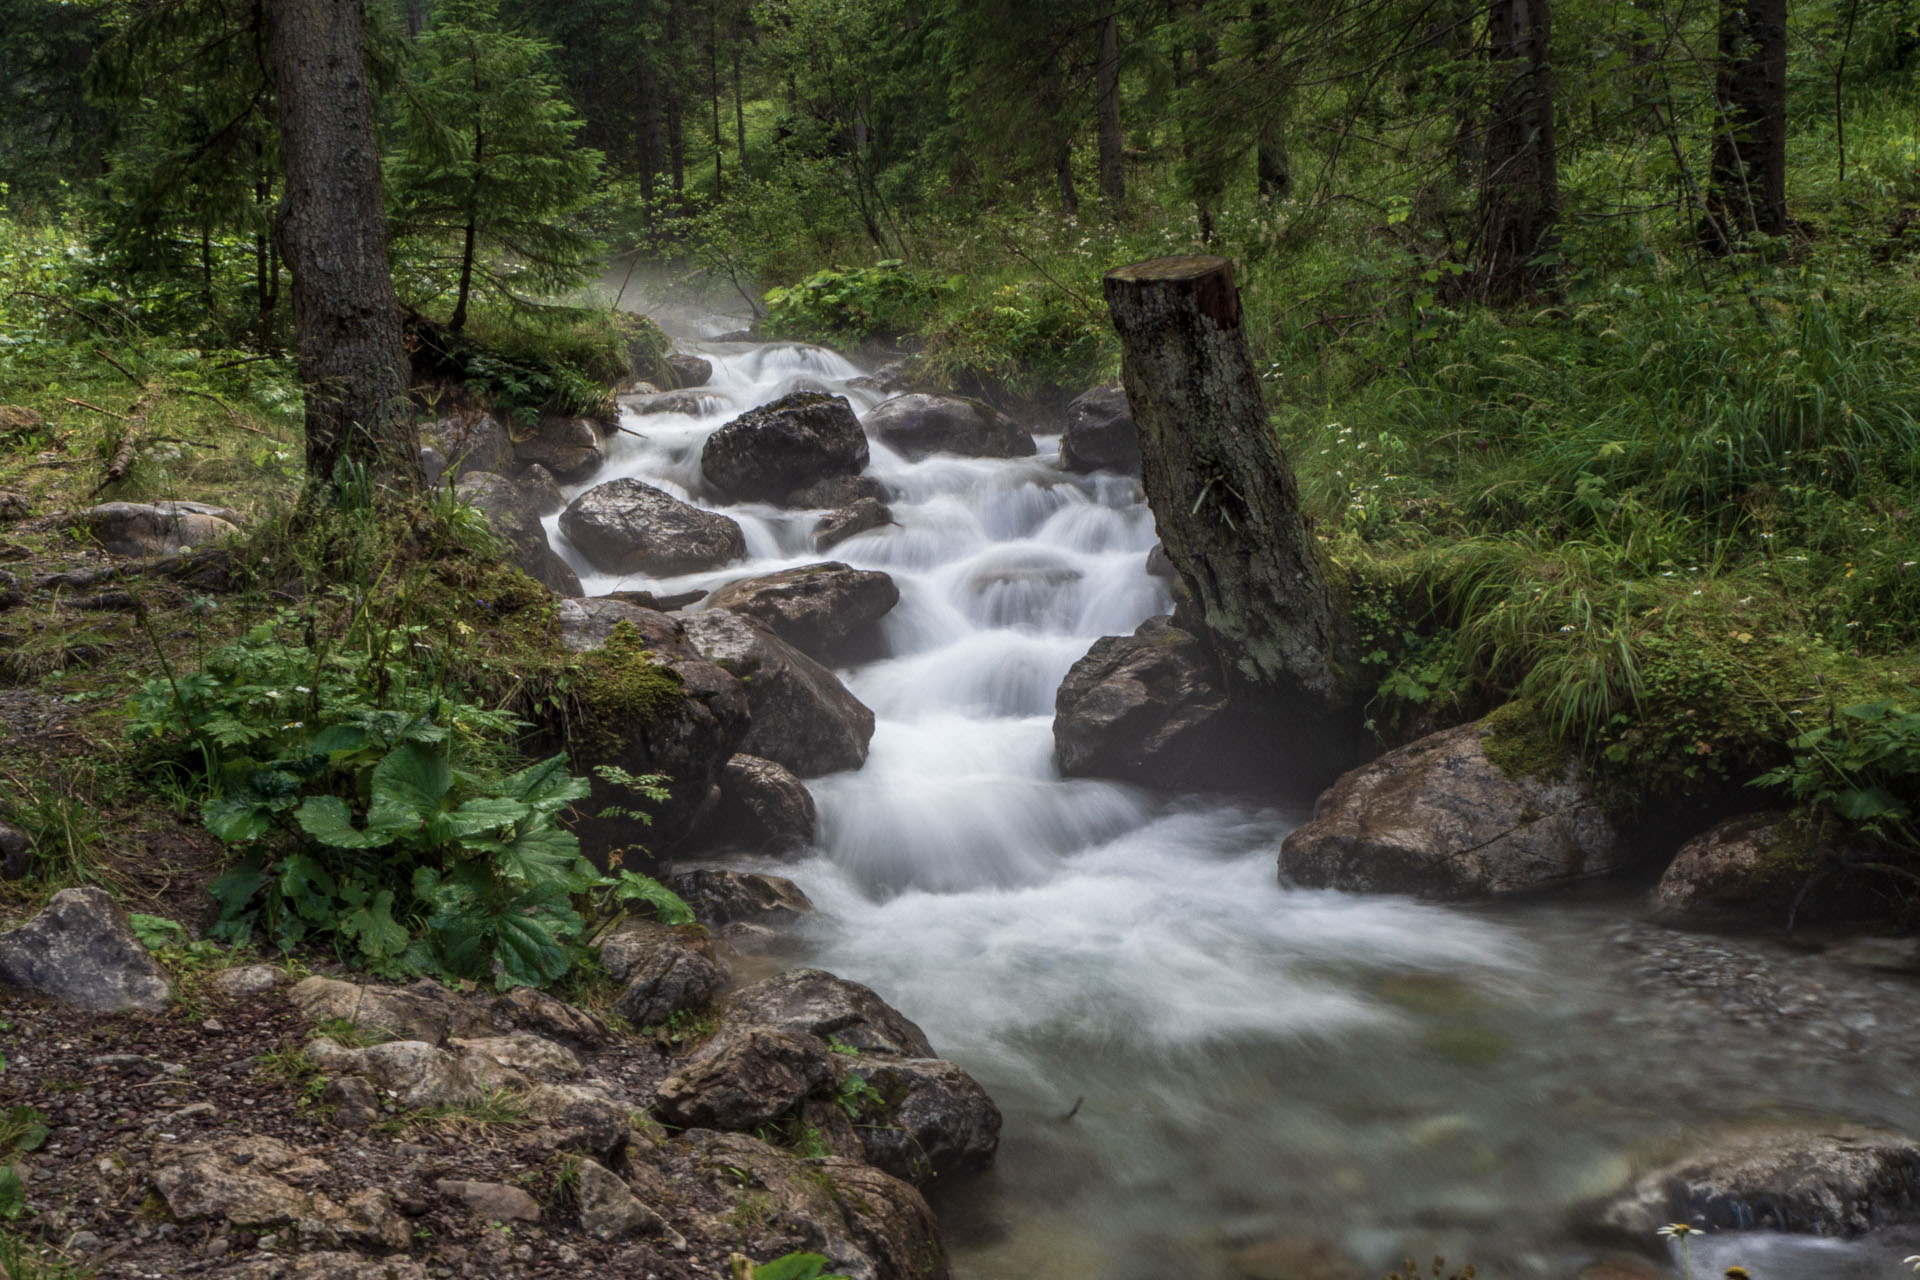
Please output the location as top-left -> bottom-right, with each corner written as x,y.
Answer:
175,388 -> 274,437
93,347 -> 143,386
88,393 -> 155,497
63,397 -> 134,422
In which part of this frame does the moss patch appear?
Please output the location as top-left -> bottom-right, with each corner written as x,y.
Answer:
571,622 -> 686,750
1479,701 -> 1571,784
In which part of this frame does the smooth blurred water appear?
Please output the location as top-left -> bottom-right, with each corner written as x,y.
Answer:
548,324 -> 1920,1280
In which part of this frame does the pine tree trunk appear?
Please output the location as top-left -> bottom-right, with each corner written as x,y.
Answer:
1707,0 -> 1788,247
1096,11 -> 1125,219
1476,0 -> 1559,302
1257,116 -> 1290,203
636,20 -> 662,232
1103,255 -> 1338,716
666,0 -> 685,196
733,42 -> 746,171
267,0 -> 417,495
1055,141 -> 1079,218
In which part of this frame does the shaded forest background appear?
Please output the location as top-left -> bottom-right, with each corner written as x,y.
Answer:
5,0 -> 1920,878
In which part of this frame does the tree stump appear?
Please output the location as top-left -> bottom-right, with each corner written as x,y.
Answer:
1102,255 -> 1337,718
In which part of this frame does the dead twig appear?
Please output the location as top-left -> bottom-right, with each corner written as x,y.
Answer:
93,347 -> 144,387
63,397 -> 135,422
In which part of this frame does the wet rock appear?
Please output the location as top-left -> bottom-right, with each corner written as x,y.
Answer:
1281,711 -> 1627,899
814,498 -> 894,553
1650,813 -> 1846,923
575,1157 -> 668,1241
0,820 -> 32,880
1059,384 -> 1138,474
789,473 -> 889,509
670,869 -> 815,927
683,1130 -> 947,1280
866,393 -> 1035,461
718,969 -> 935,1058
702,754 -> 817,853
838,1057 -> 1001,1186
212,964 -> 286,1000
601,920 -> 728,1027
515,415 -> 604,483
437,1179 -> 543,1222
83,501 -> 239,557
420,412 -> 508,483
654,1028 -> 834,1130
559,477 -> 747,576
682,609 -> 876,775
846,360 -> 914,398
701,392 -> 870,504
622,389 -> 715,416
667,352 -> 714,388
704,562 -> 899,663
1052,615 -> 1249,790
0,886 -> 170,1012
455,472 -> 582,597
522,1082 -> 630,1159
1145,542 -> 1177,580
287,975 -> 492,1044
553,599 -> 750,853
1592,1123 -> 1920,1238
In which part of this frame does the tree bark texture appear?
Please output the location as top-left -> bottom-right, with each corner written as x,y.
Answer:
1476,0 -> 1559,302
267,0 -> 417,493
1707,0 -> 1788,245
1103,255 -> 1337,716
1096,12 -> 1125,219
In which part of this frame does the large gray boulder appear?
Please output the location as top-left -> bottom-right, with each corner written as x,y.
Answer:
700,392 -> 869,504
1591,1123 -> 1920,1239
699,754 -> 817,853
514,415 -> 604,483
717,969 -> 935,1059
1280,710 -> 1627,899
704,562 -> 899,664
0,887 -> 170,1012
865,393 -> 1035,461
560,477 -> 747,577
84,501 -> 238,557
653,1027 -> 834,1130
834,1057 -> 1002,1187
1059,384 -> 1138,474
681,609 -> 875,776
666,352 -> 714,388
1053,616 -> 1249,790
555,599 -> 750,851
455,472 -> 582,597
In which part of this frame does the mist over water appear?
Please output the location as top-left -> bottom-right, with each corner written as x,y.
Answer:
550,311 -> 1920,1280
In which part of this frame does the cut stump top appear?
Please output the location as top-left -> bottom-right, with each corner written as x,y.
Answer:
1103,255 -> 1242,331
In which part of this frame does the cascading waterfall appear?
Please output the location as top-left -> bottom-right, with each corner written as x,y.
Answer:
548,327 -> 1920,1280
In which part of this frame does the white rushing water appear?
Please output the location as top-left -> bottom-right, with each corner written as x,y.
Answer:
549,324 -> 1920,1280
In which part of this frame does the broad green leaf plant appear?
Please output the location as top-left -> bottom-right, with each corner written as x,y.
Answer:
129,609 -> 686,989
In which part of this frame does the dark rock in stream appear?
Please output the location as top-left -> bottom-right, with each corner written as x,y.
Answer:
833,1056 -> 1002,1187
653,1027 -> 834,1130
703,562 -> 899,664
1589,1123 -> 1920,1239
865,393 -> 1035,461
1053,615 -> 1255,790
514,415 -> 604,483
1059,384 -> 1139,474
666,352 -> 714,388
1280,710 -> 1627,899
1650,812 -> 1876,924
670,869 -> 815,926
716,969 -> 936,1059
698,754 -> 817,853
700,392 -> 869,504
788,473 -> 889,509
813,498 -> 894,552
681,609 -> 876,775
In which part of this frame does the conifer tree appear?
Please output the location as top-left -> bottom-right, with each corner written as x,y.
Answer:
386,0 -> 602,330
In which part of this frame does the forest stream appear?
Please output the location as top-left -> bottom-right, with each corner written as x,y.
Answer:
549,297 -> 1920,1280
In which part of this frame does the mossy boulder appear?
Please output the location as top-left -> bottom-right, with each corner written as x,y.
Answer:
1280,708 -> 1627,899
1650,813 -> 1868,923
556,601 -> 749,856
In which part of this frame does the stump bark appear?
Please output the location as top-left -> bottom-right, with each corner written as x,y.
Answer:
1102,255 -> 1337,717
